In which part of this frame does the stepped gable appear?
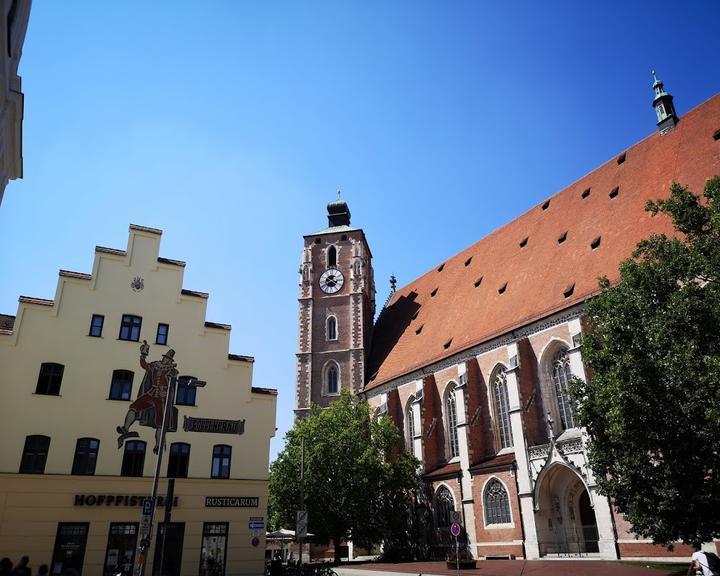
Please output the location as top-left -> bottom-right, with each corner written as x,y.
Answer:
367,93 -> 720,390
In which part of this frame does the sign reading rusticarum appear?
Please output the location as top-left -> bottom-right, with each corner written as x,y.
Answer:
205,496 -> 259,508
183,415 -> 245,435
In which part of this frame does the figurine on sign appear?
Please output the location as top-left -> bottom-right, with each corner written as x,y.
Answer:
116,340 -> 178,453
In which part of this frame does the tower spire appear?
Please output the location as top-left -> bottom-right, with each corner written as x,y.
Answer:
651,69 -> 678,135
326,192 -> 351,227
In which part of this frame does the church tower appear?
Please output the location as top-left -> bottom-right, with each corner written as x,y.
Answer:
295,197 -> 375,417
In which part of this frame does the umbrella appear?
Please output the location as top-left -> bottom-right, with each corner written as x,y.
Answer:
266,528 -> 296,540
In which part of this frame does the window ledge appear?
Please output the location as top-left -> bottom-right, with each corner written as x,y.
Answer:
484,522 -> 514,530
107,397 -> 131,402
33,393 -> 62,398
447,456 -> 461,464
497,447 -> 514,456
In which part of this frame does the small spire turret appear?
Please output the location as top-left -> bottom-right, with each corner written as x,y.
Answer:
651,69 -> 678,135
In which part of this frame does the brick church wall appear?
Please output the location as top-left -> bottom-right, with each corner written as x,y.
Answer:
517,337 -> 546,446
464,358 -> 495,466
470,469 -> 524,558
421,373 -> 446,473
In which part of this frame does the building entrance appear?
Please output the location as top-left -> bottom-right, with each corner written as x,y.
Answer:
535,464 -> 599,556
153,522 -> 185,576
104,523 -> 138,576
51,523 -> 89,575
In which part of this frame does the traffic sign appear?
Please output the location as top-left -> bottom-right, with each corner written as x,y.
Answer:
142,498 -> 153,516
296,510 -> 308,539
249,516 -> 265,530
450,523 -> 462,537
450,511 -> 462,525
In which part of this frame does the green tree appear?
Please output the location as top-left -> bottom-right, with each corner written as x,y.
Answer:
572,177 -> 720,546
269,391 -> 420,563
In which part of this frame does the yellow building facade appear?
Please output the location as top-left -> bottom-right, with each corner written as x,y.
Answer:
0,224 -> 277,576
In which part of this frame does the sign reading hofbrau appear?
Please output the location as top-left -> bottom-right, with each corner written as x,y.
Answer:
205,496 -> 258,508
74,494 -> 179,507
183,416 -> 245,435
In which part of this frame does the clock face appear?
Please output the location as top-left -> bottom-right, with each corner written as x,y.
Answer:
319,268 -> 345,294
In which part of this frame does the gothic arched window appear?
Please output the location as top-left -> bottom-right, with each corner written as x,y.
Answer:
434,485 -> 455,528
327,245 -> 337,268
327,316 -> 337,341
326,363 -> 339,395
445,383 -> 460,458
406,396 -> 416,456
553,349 -> 576,430
484,479 -> 511,525
492,366 -> 513,449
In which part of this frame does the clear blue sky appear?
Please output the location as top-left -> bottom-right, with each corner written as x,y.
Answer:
2,1 -> 719,461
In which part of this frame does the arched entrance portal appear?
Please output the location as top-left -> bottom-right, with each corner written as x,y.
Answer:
535,464 -> 599,556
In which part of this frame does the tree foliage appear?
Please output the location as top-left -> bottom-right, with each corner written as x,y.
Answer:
268,391 -> 420,562
572,177 -> 720,546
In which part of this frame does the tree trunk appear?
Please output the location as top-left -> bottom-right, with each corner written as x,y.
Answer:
333,539 -> 342,565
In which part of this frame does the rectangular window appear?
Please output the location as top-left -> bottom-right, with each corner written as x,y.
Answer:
167,443 -> 190,479
156,323 -> 169,345
20,435 -> 50,473
72,438 -> 100,475
109,370 -> 134,401
52,523 -> 89,576
35,362 -> 64,395
199,523 -> 228,576
104,523 -> 138,576
119,315 -> 142,341
211,445 -> 231,479
175,376 -> 197,406
121,441 -> 146,477
89,314 -> 105,337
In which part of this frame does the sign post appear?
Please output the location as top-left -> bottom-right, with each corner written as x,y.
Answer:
450,522 -> 461,576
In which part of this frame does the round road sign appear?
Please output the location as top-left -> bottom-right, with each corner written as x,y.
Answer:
450,523 -> 461,537
251,537 -> 260,547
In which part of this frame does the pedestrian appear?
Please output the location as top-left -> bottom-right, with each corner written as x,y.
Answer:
11,556 -> 30,576
688,545 -> 719,576
0,559 -> 12,576
37,567 -> 48,576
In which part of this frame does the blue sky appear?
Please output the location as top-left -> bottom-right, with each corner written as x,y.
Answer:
2,1 -> 719,461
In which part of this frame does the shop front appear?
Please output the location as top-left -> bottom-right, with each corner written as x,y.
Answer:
0,475 -> 268,576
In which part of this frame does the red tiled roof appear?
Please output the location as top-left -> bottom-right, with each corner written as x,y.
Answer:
468,453 -> 516,474
59,269 -> 91,280
95,246 -> 126,256
229,353 -> 255,362
129,224 -> 162,235
205,321 -> 231,330
157,257 -> 186,267
19,296 -> 54,306
251,386 -> 278,395
367,94 -> 720,390
182,288 -> 209,299
422,461 -> 462,480
0,314 -> 15,332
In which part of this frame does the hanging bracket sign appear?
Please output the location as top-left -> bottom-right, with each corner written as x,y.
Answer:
183,416 -> 245,435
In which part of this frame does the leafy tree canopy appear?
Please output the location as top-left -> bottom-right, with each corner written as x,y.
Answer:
573,177 -> 720,546
269,391 -> 420,562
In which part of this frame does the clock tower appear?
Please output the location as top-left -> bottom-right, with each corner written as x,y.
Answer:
295,198 -> 375,417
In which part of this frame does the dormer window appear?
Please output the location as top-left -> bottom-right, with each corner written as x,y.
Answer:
327,245 -> 337,268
